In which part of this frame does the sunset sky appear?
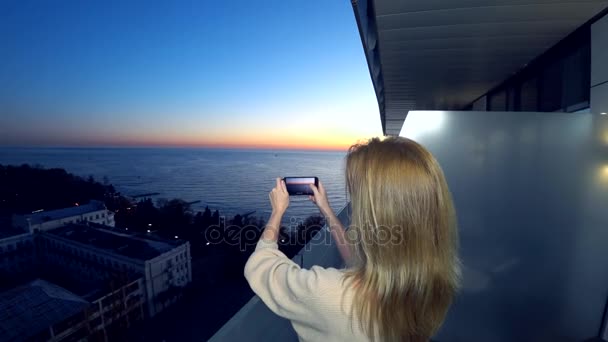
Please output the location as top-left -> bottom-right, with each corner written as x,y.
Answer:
0,0 -> 382,150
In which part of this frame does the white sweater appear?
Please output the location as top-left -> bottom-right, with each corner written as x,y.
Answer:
244,238 -> 370,342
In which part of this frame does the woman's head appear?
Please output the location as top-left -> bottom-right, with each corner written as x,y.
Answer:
344,136 -> 460,342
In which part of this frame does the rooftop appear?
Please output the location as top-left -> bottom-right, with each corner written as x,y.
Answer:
19,200 -> 107,225
48,224 -> 180,261
0,279 -> 89,342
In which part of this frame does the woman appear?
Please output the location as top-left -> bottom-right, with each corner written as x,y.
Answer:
244,137 -> 460,342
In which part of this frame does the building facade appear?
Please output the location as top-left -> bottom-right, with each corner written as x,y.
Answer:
0,278 -> 146,342
12,200 -> 115,233
0,232 -> 36,289
39,224 -> 192,317
0,217 -> 192,341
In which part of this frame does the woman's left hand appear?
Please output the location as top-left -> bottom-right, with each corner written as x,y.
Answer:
269,177 -> 289,215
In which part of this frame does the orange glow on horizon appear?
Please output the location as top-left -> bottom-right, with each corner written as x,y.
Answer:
52,132 -> 371,151
57,125 -> 377,151
11,108 -> 382,150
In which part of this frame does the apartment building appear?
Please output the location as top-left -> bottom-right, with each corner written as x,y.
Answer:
12,200 -> 115,233
0,218 -> 192,341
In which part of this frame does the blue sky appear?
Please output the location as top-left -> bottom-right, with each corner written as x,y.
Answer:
0,0 -> 381,149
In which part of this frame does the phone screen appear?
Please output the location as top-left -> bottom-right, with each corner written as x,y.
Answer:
283,177 -> 318,196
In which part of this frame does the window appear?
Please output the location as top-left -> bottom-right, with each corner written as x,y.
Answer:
488,90 -> 507,111
562,45 -> 590,110
463,25 -> 590,113
520,76 -> 539,111
506,86 -> 518,111
539,60 -> 563,112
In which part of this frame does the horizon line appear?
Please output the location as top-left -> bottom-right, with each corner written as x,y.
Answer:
0,144 -> 349,153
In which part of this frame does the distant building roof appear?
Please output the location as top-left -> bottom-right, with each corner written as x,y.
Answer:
20,200 -> 107,225
48,224 -> 180,261
0,279 -> 89,342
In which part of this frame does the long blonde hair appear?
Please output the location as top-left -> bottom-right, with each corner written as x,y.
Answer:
344,136 -> 460,342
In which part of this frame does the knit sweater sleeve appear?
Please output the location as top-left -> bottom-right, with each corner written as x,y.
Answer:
244,238 -> 328,325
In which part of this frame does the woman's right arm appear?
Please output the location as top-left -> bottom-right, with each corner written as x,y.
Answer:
309,182 -> 353,266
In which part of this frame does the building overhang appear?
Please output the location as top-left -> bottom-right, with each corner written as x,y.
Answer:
351,0 -> 608,135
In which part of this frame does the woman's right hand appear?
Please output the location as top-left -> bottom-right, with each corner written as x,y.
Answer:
309,181 -> 333,218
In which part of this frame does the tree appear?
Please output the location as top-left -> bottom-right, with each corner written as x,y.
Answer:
0,164 -> 115,214
159,199 -> 193,236
230,214 -> 243,228
211,210 -> 219,225
202,206 -> 212,223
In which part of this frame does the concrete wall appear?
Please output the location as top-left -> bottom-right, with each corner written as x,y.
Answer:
0,233 -> 35,276
591,12 -> 608,340
145,242 -> 191,316
401,110 -> 608,341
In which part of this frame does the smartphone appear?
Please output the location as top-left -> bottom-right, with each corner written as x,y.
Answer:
283,177 -> 318,196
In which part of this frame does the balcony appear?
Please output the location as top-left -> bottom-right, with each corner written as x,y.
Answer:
209,110 -> 608,342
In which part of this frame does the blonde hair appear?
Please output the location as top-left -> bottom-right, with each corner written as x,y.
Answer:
344,136 -> 460,342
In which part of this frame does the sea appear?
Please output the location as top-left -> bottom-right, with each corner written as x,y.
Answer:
0,148 -> 348,221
